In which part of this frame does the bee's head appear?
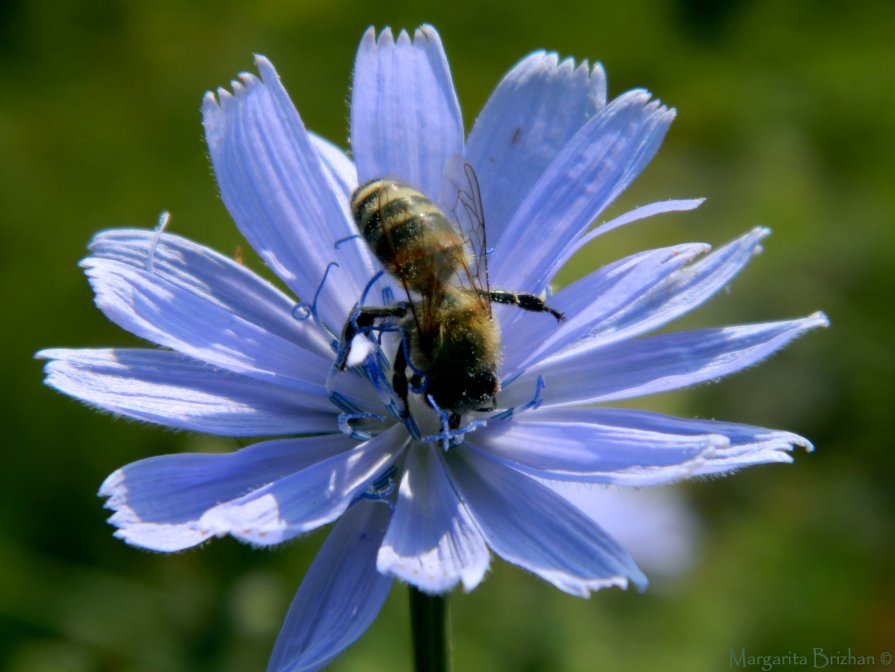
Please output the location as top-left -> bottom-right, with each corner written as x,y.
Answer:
426,369 -> 500,415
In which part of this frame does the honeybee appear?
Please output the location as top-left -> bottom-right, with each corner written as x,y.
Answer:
337,164 -> 563,429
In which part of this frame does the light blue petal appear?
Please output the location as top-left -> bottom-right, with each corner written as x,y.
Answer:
473,407 -> 725,486
36,348 -> 337,435
549,198 -> 706,275
307,133 -> 403,310
203,56 -> 377,331
542,484 -> 699,578
465,52 -> 606,243
378,445 -> 490,593
589,227 -> 773,348
505,312 -> 830,407
98,434 -> 355,552
585,407 -> 813,452
447,446 -> 646,596
82,257 -> 331,394
350,26 -> 464,198
309,133 -> 358,204
89,228 -> 332,357
199,425 -> 407,546
501,242 -> 709,375
585,409 -> 813,475
478,406 -> 811,484
267,500 -> 392,672
489,90 -> 675,292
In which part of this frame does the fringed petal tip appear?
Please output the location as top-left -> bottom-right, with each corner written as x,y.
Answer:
100,470 -> 216,553
417,23 -> 442,41
378,552 -> 490,595
515,50 -> 606,81
795,435 -> 816,453
196,493 -> 299,548
97,466 -> 124,501
515,51 -> 609,115
351,21 -> 462,199
808,310 -> 831,329
377,447 -> 491,594
360,25 -> 395,48
253,55 -> 284,91
200,57 -> 274,113
620,88 -> 675,120
547,564 -> 649,597
359,24 -> 448,50
691,431 -> 817,481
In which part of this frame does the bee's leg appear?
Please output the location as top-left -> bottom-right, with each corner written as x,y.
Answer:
391,333 -> 410,419
482,290 -> 565,321
336,303 -> 409,371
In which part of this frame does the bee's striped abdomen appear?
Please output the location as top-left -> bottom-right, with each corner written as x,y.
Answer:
351,180 -> 467,292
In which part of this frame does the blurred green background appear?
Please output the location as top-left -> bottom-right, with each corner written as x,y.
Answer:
2,0 -> 892,670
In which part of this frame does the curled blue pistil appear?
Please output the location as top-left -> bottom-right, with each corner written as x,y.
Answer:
491,375 -> 545,421
422,394 -> 485,451
338,411 -> 386,441
353,465 -> 399,507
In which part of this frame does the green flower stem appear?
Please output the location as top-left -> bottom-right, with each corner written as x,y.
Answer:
409,586 -> 450,672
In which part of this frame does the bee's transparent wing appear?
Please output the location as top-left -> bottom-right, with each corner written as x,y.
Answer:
441,155 -> 491,304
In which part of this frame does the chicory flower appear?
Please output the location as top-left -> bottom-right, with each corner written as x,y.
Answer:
37,25 -> 827,672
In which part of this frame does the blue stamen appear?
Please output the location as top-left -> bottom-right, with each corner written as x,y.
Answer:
364,349 -> 389,393
421,395 -> 485,451
399,328 -> 427,381
491,375 -> 546,422
371,465 -> 398,493
313,262 -> 339,315
352,465 -> 399,507
338,411 -> 386,441
501,370 -> 523,388
359,270 -> 385,308
402,412 -> 422,440
357,346 -> 406,420
293,262 -> 340,331
292,303 -> 313,320
326,389 -> 364,415
373,323 -> 401,346
410,377 -> 428,395
341,271 -> 389,353
489,408 -> 514,421
334,234 -> 362,249
522,375 -> 546,412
